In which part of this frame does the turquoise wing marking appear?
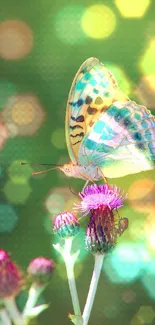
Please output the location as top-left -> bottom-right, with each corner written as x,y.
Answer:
78,101 -> 155,177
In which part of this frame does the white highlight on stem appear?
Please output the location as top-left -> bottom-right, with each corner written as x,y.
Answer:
0,309 -> 12,325
53,238 -> 83,325
4,297 -> 25,325
23,283 -> 45,317
82,254 -> 104,325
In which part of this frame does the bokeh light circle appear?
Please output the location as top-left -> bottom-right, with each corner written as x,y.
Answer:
135,74 -> 155,109
51,128 -> 66,149
128,178 -> 155,213
3,180 -> 32,204
55,5 -> 86,45
103,243 -> 143,284
140,38 -> 155,75
8,160 -> 33,183
0,20 -> 33,60
44,187 -> 80,219
115,0 -> 150,18
2,94 -> 45,136
81,4 -> 116,39
0,204 -> 18,233
106,63 -> 132,95
0,81 -> 17,108
12,101 -> 35,125
0,120 -> 8,150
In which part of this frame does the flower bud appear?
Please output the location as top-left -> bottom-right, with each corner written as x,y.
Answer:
53,212 -> 80,239
28,257 -> 54,284
0,249 -> 24,298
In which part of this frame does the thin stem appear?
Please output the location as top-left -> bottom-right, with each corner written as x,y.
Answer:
4,297 -> 25,325
82,254 -> 104,325
64,238 -> 81,318
23,284 -> 44,317
0,309 -> 12,325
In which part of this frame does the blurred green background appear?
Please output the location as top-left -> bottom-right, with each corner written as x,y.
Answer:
0,0 -> 155,324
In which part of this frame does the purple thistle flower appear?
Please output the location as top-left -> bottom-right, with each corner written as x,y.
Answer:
53,212 -> 80,239
77,184 -> 128,254
28,257 -> 55,284
77,184 -> 126,216
0,249 -> 24,298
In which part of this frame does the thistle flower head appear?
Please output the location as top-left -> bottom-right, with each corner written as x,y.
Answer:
28,257 -> 55,284
0,249 -> 24,298
53,212 -> 80,239
77,184 -> 128,255
77,184 -> 125,216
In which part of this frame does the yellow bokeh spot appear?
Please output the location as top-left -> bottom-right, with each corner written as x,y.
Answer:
2,94 -> 45,136
135,74 -> 155,109
128,178 -> 155,213
12,101 -> 35,125
81,5 -> 116,39
144,75 -> 155,91
140,38 -> 155,75
115,0 -> 150,18
144,211 -> 155,251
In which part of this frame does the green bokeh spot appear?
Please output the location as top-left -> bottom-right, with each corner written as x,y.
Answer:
0,204 -> 18,233
3,180 -> 32,204
54,5 -> 86,44
106,63 -> 132,95
8,160 -> 32,183
0,81 -> 17,110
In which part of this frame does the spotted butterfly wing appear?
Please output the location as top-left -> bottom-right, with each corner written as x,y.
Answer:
66,58 -> 155,178
78,100 -> 155,177
65,57 -> 128,164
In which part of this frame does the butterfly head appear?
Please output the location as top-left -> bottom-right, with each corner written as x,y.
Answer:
59,164 -> 73,177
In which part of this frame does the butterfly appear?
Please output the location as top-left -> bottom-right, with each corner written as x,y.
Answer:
21,57 -> 155,184
59,57 -> 155,184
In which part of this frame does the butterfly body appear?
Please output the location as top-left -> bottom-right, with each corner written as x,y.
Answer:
59,163 -> 102,181
62,57 -> 155,181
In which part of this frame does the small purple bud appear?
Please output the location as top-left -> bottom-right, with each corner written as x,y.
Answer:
28,257 -> 55,284
53,212 -> 80,239
0,249 -> 24,298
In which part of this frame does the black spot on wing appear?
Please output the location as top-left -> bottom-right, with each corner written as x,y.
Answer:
70,125 -> 83,130
133,132 -> 142,141
71,115 -> 85,122
70,132 -> 84,138
85,96 -> 93,104
87,106 -> 98,115
77,98 -> 84,107
72,140 -> 82,146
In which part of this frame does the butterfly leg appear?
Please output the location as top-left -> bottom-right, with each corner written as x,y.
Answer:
98,168 -> 109,184
82,180 -> 89,192
80,173 -> 95,192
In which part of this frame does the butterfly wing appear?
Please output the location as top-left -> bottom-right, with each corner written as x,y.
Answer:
65,57 -> 128,163
78,101 -> 155,178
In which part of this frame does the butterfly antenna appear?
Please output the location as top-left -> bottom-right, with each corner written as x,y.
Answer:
32,166 -> 59,176
20,162 -> 62,167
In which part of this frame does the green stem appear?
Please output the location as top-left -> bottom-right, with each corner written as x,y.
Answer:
64,238 -> 81,318
82,254 -> 104,325
0,309 -> 12,325
23,283 -> 44,317
4,297 -> 25,325
53,238 -> 83,324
